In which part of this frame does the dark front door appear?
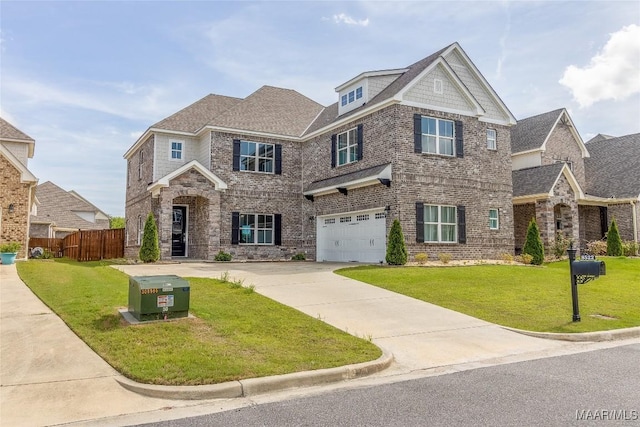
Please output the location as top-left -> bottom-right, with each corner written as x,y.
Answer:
172,206 -> 187,257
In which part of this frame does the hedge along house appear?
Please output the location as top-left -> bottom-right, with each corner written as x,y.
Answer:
511,108 -> 639,254
124,42 -> 517,262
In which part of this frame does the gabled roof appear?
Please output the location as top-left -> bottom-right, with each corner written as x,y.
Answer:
512,163 -> 584,200
0,144 -> 38,183
152,94 -> 242,133
211,86 -> 324,137
585,133 -> 615,144
0,117 -> 35,157
30,181 -> 109,230
148,160 -> 227,198
511,108 -> 588,157
584,133 -> 640,199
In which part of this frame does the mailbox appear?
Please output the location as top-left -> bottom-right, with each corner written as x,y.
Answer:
571,260 -> 606,277
128,275 -> 190,321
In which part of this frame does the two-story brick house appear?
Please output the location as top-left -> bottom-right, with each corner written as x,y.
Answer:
1,117 -> 38,260
124,42 -> 517,262
511,109 -> 639,253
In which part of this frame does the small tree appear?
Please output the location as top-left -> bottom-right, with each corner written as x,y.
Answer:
109,216 -> 125,229
606,218 -> 623,256
139,213 -> 159,263
386,219 -> 407,265
523,218 -> 544,265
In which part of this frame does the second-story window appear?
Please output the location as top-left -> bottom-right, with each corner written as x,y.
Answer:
487,129 -> 497,150
421,117 -> 454,156
170,141 -> 183,160
337,128 -> 358,166
241,141 -> 274,173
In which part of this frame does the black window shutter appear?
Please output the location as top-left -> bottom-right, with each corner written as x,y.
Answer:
331,134 -> 337,168
416,202 -> 425,243
457,205 -> 466,244
357,124 -> 364,161
455,121 -> 464,158
414,114 -> 422,153
274,214 -> 282,246
232,140 -> 241,171
275,144 -> 282,175
231,212 -> 239,245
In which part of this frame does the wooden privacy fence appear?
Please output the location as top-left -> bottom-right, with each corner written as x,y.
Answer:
29,229 -> 125,261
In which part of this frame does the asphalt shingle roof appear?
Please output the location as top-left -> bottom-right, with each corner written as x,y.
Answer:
584,133 -> 640,199
512,163 -> 565,197
511,109 -> 564,153
0,117 -> 34,142
31,181 -> 109,230
152,94 -> 243,133
305,163 -> 391,193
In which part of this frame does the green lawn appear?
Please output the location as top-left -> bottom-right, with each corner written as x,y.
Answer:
337,257 -> 640,333
16,259 -> 381,385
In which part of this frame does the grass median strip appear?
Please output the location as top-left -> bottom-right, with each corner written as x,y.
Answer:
336,257 -> 640,333
16,259 -> 381,385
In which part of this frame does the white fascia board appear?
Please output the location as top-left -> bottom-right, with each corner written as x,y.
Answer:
400,100 -> 482,119
147,160 -> 228,197
443,43 -> 517,125
0,138 -> 35,157
579,196 -> 639,206
512,148 -> 544,157
557,109 -> 589,158
303,164 -> 392,196
124,128 -> 195,159
512,194 -> 549,204
199,125 -> 301,142
335,69 -> 408,92
551,163 -> 585,200
0,145 -> 38,183
302,98 -> 398,141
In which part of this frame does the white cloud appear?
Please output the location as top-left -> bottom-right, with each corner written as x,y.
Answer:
559,24 -> 640,108
333,13 -> 369,27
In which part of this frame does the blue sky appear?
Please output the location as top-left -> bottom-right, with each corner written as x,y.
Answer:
1,1 -> 639,217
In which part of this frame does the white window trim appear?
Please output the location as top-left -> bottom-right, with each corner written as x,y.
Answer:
421,116 -> 455,156
169,140 -> 184,161
337,127 -> 358,167
240,140 -> 275,174
239,213 -> 275,245
489,209 -> 499,230
487,129 -> 497,150
424,204 -> 457,243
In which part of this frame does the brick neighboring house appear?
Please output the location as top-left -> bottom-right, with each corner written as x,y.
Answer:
0,117 -> 38,260
29,181 -> 110,238
124,42 -> 518,262
511,108 -> 639,253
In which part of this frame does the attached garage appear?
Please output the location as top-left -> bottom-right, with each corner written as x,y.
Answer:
316,209 -> 387,263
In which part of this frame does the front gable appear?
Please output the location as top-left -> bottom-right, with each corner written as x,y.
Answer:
148,160 -> 227,198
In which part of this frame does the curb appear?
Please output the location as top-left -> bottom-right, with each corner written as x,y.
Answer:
502,326 -> 640,342
115,348 -> 393,400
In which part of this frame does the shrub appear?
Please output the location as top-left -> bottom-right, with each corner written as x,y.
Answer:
0,242 -> 21,253
438,253 -> 452,264
291,253 -> 306,261
586,240 -> 607,256
214,250 -> 232,262
622,241 -> 639,257
138,213 -> 159,263
552,232 -> 571,259
414,253 -> 429,265
523,219 -> 544,265
500,253 -> 514,263
606,218 -> 623,256
386,219 -> 407,265
517,253 -> 533,265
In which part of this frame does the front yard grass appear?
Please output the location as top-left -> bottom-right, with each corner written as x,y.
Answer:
16,259 -> 381,385
337,257 -> 640,333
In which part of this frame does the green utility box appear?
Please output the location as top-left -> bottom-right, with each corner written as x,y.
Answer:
128,275 -> 190,321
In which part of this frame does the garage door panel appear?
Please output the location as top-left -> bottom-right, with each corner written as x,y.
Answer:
317,210 -> 386,263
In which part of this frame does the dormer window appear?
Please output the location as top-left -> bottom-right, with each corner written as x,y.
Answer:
341,95 -> 348,106
340,86 -> 363,109
356,87 -> 363,99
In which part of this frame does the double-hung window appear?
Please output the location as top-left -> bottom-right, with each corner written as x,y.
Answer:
240,214 -> 274,245
424,205 -> 457,243
420,117 -> 454,156
337,128 -> 358,166
170,141 -> 183,160
487,129 -> 497,150
489,209 -> 499,230
241,141 -> 274,173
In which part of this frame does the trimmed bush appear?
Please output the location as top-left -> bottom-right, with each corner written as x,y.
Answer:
291,253 -> 306,261
523,218 -> 544,265
386,219 -> 407,265
214,250 -> 232,262
586,240 -> 607,256
552,232 -> 571,259
139,213 -> 159,263
414,253 -> 429,265
606,218 -> 623,256
438,253 -> 452,264
622,241 -> 639,257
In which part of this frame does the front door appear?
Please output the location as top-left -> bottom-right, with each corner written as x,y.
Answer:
172,206 -> 187,257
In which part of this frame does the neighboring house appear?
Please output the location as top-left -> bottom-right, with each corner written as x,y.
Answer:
0,117 -> 38,260
511,108 -> 639,253
29,181 -> 110,238
124,42 -> 517,262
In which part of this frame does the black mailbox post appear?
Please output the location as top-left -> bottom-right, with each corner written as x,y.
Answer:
567,245 -> 606,322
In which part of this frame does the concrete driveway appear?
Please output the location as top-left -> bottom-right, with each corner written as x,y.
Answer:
113,262 -> 568,371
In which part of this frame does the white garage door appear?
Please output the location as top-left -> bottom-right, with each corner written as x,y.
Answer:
316,210 -> 387,263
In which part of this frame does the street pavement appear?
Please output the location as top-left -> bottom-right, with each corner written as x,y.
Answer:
1,261 -> 638,426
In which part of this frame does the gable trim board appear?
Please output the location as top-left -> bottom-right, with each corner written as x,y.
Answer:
539,110 -> 589,158
0,144 -> 38,184
148,160 -> 227,198
512,163 -> 584,204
